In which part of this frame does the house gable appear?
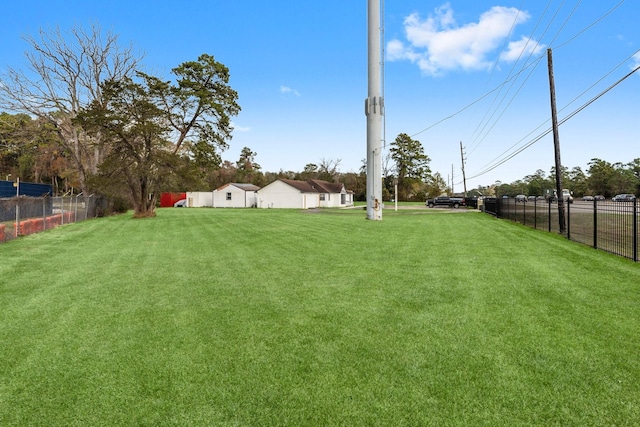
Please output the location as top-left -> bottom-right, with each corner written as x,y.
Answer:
213,182 -> 259,208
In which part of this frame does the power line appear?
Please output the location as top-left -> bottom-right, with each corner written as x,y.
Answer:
469,0 -> 579,154
555,0 -> 625,50
465,65 -> 640,180
410,59 -> 541,138
467,48 -> 640,179
410,0 -> 628,153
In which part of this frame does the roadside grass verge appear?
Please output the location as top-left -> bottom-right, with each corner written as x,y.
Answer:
1,208 -> 639,426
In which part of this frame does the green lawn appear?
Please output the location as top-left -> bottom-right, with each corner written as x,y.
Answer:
1,208 -> 639,426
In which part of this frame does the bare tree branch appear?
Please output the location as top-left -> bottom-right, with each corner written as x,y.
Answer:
0,24 -> 144,191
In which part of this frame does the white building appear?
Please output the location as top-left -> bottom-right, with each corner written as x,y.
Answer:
213,183 -> 260,208
185,191 -> 213,207
257,179 -> 354,209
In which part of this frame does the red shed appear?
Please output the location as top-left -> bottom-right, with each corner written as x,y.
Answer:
160,192 -> 186,207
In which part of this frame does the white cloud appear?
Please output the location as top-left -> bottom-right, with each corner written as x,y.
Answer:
499,36 -> 545,62
387,3 -> 538,76
280,85 -> 301,96
231,121 -> 251,132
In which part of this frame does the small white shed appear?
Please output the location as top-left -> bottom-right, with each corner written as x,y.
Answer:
213,183 -> 260,208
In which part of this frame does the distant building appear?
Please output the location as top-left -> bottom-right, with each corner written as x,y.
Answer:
212,183 -> 260,208
257,179 -> 354,209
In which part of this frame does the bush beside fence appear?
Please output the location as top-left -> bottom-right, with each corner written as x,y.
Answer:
0,195 -> 109,243
484,197 -> 639,262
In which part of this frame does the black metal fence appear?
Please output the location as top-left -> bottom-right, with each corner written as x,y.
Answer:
0,195 -> 109,243
483,197 -> 639,262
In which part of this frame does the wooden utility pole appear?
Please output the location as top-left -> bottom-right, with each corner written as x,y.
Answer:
547,48 -> 565,233
460,141 -> 467,197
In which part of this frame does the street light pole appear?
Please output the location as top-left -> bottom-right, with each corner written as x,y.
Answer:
394,178 -> 398,211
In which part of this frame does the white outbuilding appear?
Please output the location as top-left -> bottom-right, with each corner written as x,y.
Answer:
256,179 -> 354,209
185,191 -> 213,207
213,183 -> 260,208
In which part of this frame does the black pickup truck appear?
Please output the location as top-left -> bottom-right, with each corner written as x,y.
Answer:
426,196 -> 466,208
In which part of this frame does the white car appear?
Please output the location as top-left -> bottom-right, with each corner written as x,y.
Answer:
174,199 -> 187,207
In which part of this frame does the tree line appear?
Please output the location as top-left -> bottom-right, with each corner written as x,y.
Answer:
484,159 -> 640,199
0,24 -> 441,211
0,109 -> 442,204
2,26 -> 636,213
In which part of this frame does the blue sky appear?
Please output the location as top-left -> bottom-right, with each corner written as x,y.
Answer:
1,1 -> 639,189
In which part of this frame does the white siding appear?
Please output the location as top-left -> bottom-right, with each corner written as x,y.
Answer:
257,180 -> 320,209
186,192 -> 213,207
213,185 -> 255,208
318,189 -> 353,208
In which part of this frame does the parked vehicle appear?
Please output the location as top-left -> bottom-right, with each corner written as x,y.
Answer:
426,196 -> 465,208
563,189 -> 574,203
527,195 -> 537,201
515,194 -> 527,202
174,199 -> 187,207
612,194 -> 636,202
545,188 -> 573,203
582,195 -> 594,201
594,195 -> 605,201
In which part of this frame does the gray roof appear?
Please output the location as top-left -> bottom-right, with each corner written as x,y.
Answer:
217,183 -> 261,192
280,179 -> 345,194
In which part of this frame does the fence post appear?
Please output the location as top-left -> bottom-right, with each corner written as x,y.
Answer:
42,197 -> 47,231
567,200 -> 571,240
634,198 -> 638,262
548,200 -> 551,232
593,199 -> 598,250
15,197 -> 20,238
74,195 -> 79,222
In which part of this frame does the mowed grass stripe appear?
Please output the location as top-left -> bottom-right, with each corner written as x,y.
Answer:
1,208 -> 639,426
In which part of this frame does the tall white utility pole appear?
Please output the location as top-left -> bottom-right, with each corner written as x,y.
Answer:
366,0 -> 383,220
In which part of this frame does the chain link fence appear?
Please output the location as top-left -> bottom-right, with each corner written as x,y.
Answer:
0,195 -> 109,243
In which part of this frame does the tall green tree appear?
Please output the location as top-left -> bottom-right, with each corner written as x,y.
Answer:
627,158 -> 640,195
567,166 -> 587,197
612,162 -> 636,195
524,169 -> 548,196
296,163 -> 319,181
587,158 -> 616,197
76,54 -> 240,217
389,133 -> 431,201
425,172 -> 447,199
235,147 -> 262,185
